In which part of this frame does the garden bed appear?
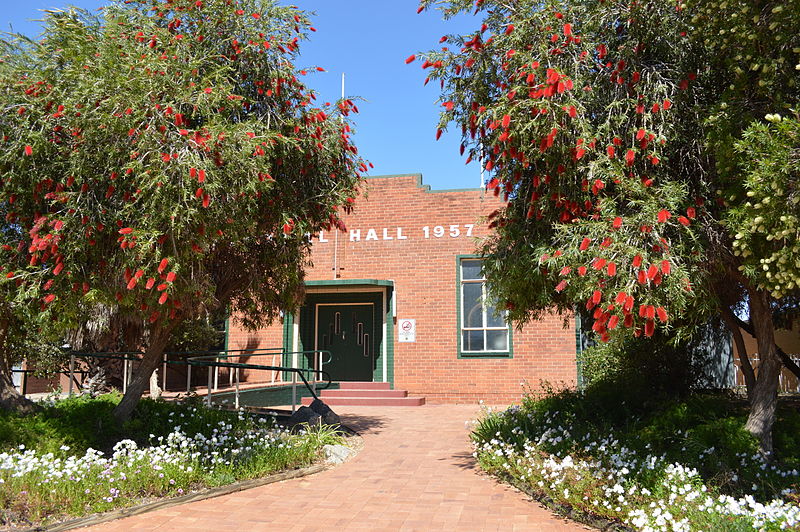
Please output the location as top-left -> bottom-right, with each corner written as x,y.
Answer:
472,386 -> 800,531
0,393 -> 347,529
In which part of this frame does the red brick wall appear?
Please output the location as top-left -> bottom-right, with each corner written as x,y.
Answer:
228,174 -> 577,404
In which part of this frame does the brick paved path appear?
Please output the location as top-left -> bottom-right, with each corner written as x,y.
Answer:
79,405 -> 589,531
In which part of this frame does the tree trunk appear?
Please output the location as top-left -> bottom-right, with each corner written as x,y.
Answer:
720,306 -> 754,400
0,358 -> 39,415
112,322 -> 176,423
744,290 -> 782,456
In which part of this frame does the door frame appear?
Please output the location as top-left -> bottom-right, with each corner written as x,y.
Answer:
286,280 -> 394,384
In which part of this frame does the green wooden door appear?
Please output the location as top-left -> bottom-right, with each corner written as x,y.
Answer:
316,303 -> 374,382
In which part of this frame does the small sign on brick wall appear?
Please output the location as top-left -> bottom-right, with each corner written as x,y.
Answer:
398,319 -> 416,343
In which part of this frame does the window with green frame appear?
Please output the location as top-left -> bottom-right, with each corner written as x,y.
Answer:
458,258 -> 511,357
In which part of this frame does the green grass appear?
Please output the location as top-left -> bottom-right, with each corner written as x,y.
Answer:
0,393 -> 344,527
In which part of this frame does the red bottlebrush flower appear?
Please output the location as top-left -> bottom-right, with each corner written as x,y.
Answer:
416,5 -> 424,14
198,169 -> 206,183
202,193 -> 210,208
656,307 -> 668,323
579,237 -> 591,250
134,269 -> 144,279
126,277 -> 138,290
195,187 -> 204,198
677,216 -> 690,226
575,148 -> 586,159
593,258 -> 607,270
592,290 -> 602,304
650,156 -> 660,165
657,209 -> 670,223
166,272 -> 176,283
43,294 -> 56,304
625,149 -> 635,166
644,319 -> 655,337
555,280 -> 568,292
563,23 -> 572,36
637,270 -> 647,284
105,185 -> 115,199
505,24 -> 514,35
158,258 -> 169,273
636,129 -> 646,141
613,217 -> 623,229
119,227 -> 133,235
661,260 -> 671,275
615,291 -> 627,305
607,262 -> 617,276
158,292 -> 169,305
145,277 -> 155,289
405,55 -> 416,64
283,222 -> 293,234
149,311 -> 160,323
647,264 -> 658,279
577,266 -> 588,276
53,263 -> 64,276
606,146 -> 615,158
624,295 -> 634,312
502,114 -> 511,128
608,315 -> 619,329
686,207 -> 696,219
157,283 -> 168,291
568,106 -> 577,118
559,266 -> 572,276
435,129 -> 443,140
24,145 -> 32,156
623,314 -> 634,328
632,255 -> 642,268
662,99 -> 672,110
190,168 -> 197,179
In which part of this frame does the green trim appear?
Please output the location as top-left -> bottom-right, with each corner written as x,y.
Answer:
281,312 -> 295,380
306,279 -> 393,288
575,310 -> 584,390
223,313 -> 230,354
365,173 -> 485,194
456,255 -> 513,359
385,287 -> 395,387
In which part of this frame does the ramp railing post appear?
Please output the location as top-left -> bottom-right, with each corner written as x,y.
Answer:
207,365 -> 213,407
68,355 -> 75,396
291,370 -> 297,413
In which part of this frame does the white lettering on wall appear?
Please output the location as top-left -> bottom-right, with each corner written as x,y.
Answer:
318,224 -> 478,244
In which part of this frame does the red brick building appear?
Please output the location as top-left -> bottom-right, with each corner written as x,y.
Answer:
227,174 -> 578,404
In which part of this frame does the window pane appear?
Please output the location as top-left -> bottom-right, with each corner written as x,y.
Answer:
461,259 -> 483,280
463,330 -> 485,351
486,306 -> 506,327
462,283 -> 483,328
486,330 -> 508,351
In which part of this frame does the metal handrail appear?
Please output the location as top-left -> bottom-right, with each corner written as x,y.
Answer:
49,348 -> 333,411
186,351 -> 332,411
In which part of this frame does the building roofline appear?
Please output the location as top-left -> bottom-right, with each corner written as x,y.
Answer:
365,173 -> 485,194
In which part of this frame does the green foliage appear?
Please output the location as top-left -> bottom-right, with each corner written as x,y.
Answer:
473,387 -> 800,526
580,323 -> 730,393
417,0 -> 799,343
0,0 -> 365,348
0,394 -> 345,526
0,393 -> 121,454
727,117 -> 800,299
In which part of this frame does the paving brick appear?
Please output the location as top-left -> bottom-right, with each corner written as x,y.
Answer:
76,405 -> 590,532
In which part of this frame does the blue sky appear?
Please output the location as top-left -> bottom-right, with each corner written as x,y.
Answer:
3,1 -> 481,191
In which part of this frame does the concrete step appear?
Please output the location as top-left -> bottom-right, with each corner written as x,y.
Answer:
302,396 -> 425,407
321,389 -> 408,398
337,381 -> 392,390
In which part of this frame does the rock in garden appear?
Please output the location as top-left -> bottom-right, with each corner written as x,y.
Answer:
323,444 -> 353,465
309,398 -> 340,425
289,406 -> 322,427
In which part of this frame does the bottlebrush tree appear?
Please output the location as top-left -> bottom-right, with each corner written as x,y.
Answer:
0,0 -> 366,421
416,0 -> 799,452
